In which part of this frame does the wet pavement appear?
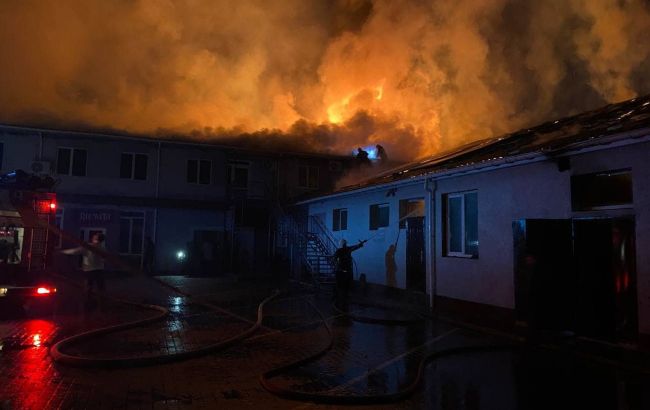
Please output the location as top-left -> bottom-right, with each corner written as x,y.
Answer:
1,275 -> 650,409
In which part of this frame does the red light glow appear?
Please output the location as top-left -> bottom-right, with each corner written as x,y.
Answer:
35,287 -> 55,295
49,202 -> 56,210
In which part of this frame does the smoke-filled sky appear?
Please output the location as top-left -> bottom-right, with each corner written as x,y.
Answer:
1,0 -> 650,160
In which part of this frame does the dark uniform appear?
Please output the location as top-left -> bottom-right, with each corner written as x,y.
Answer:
333,240 -> 365,310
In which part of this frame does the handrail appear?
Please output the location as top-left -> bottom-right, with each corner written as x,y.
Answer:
308,215 -> 337,256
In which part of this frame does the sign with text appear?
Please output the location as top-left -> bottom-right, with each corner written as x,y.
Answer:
78,210 -> 114,226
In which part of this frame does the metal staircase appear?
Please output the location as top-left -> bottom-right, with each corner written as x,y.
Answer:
305,216 -> 337,285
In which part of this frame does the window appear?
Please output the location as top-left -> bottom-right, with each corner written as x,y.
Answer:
333,208 -> 348,231
399,198 -> 425,228
120,153 -> 148,180
54,208 -> 64,248
444,191 -> 478,257
298,165 -> 319,189
187,159 -> 212,184
228,161 -> 249,189
571,169 -> 633,211
57,148 -> 87,176
0,142 -> 4,169
369,203 -> 389,230
119,211 -> 145,255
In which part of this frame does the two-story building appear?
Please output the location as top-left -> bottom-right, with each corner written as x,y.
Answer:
0,124 -> 352,276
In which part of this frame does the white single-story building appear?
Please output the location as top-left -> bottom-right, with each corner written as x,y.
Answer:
299,95 -> 650,344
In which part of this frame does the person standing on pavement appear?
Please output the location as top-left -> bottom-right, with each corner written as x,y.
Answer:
333,239 -> 366,311
61,232 -> 107,311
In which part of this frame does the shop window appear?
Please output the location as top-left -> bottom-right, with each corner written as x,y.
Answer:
399,198 -> 425,228
444,191 -> 478,258
187,159 -> 212,184
571,169 -> 633,210
119,211 -> 145,255
120,153 -> 148,180
369,203 -> 389,230
298,165 -> 319,189
333,208 -> 348,231
57,148 -> 87,176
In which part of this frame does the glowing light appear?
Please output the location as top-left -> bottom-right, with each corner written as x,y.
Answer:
32,334 -> 41,347
176,250 -> 186,261
49,202 -> 56,210
351,145 -> 378,160
375,79 -> 385,101
36,287 -> 55,295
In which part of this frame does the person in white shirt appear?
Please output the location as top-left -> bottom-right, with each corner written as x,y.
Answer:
61,232 -> 106,311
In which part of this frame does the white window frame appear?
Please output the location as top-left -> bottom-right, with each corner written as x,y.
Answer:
54,208 -> 64,248
187,159 -> 212,185
119,212 -> 145,256
445,191 -> 478,258
333,208 -> 348,231
120,152 -> 148,180
298,165 -> 319,189
369,203 -> 390,230
57,147 -> 87,176
228,161 -> 250,189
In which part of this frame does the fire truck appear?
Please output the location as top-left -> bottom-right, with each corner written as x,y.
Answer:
0,170 -> 58,315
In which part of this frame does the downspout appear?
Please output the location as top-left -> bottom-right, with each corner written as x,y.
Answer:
425,177 -> 437,311
39,132 -> 44,159
153,142 -> 161,247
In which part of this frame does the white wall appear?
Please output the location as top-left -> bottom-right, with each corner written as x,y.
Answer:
309,183 -> 426,288
308,137 -> 650,336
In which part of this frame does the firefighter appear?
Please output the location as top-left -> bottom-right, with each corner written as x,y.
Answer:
333,239 -> 366,311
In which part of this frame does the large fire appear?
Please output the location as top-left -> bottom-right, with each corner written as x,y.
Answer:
1,0 -> 650,160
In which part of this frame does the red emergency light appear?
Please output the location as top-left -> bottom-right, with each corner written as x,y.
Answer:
35,287 -> 56,295
36,200 -> 57,213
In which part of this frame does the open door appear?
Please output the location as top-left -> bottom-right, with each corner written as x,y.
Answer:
406,216 -> 426,293
573,218 -> 637,340
513,219 -> 574,331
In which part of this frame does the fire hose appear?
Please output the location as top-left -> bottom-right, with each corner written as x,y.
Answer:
19,210 -> 283,367
259,298 -> 518,405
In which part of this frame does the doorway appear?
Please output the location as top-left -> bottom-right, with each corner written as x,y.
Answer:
406,216 -> 426,293
513,217 -> 638,341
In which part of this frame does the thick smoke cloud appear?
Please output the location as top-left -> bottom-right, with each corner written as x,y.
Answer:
1,0 -> 650,160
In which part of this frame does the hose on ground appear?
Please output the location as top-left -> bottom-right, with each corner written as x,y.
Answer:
50,274 -> 280,368
260,298 -> 518,405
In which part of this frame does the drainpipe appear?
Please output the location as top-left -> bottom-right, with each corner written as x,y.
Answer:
153,142 -> 161,245
425,178 -> 437,311
38,132 -> 44,159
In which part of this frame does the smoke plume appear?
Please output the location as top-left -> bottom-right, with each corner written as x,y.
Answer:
1,0 -> 650,161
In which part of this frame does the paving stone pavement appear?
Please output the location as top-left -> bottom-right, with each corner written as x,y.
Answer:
3,275 -> 650,409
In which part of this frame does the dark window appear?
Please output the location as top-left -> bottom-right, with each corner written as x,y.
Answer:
71,149 -> 86,176
369,203 -> 389,230
57,148 -> 86,176
0,142 -> 4,169
298,166 -> 319,189
121,153 -> 148,180
444,191 -> 478,257
187,159 -> 211,184
228,162 -> 249,189
333,208 -> 348,231
571,169 -> 633,210
57,148 -> 71,175
399,198 -> 425,228
134,154 -> 147,180
120,154 -> 132,178
199,160 -> 211,184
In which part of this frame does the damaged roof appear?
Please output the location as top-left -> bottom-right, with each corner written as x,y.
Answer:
335,94 -> 650,194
